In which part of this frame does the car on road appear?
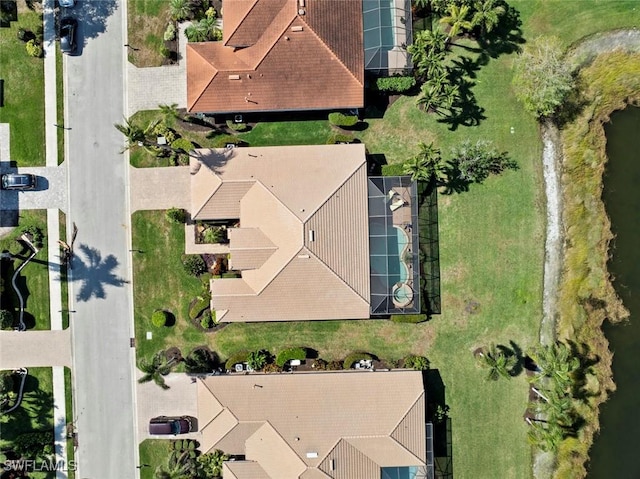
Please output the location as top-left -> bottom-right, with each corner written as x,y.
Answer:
148,416 -> 192,435
59,17 -> 77,55
1,173 -> 37,190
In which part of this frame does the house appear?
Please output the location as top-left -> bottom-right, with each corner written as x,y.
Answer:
197,370 -> 429,479
189,144 -> 420,322
186,0 -> 365,114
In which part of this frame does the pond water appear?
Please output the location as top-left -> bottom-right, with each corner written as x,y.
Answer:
588,106 -> 640,478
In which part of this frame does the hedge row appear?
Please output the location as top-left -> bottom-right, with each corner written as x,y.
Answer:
189,296 -> 210,320
328,112 -> 358,127
391,314 -> 428,323
375,75 -> 416,93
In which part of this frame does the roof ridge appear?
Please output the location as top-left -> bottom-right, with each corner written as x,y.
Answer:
299,15 -> 363,86
188,46 -> 219,112
249,14 -> 297,71
192,172 -> 225,219
390,390 -> 425,434
224,0 -> 260,46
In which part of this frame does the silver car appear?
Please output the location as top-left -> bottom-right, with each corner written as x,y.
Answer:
1,174 -> 37,190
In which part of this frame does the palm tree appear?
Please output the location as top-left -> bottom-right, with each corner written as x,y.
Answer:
472,0 -> 506,36
169,0 -> 191,22
408,26 -> 448,79
476,344 -> 517,381
416,80 -> 447,114
415,142 -> 446,183
537,391 -> 575,428
158,103 -> 181,125
114,118 -> 145,147
138,351 -> 175,390
526,420 -> 563,452
439,4 -> 474,41
529,342 -> 580,392
198,449 -> 229,477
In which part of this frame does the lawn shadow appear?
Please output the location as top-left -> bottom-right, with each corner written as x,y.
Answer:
68,243 -> 128,302
475,3 -> 526,59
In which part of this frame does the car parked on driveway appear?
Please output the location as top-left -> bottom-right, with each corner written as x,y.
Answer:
1,173 -> 37,190
59,17 -> 77,55
148,416 -> 192,435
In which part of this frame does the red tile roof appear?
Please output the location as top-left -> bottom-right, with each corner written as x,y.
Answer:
187,0 -> 364,113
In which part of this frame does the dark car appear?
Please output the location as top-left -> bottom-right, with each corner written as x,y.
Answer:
148,416 -> 192,435
60,17 -> 77,54
1,174 -> 37,190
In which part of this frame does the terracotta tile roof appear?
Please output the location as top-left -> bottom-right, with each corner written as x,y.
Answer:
186,0 -> 364,113
197,371 -> 426,479
190,144 -> 371,322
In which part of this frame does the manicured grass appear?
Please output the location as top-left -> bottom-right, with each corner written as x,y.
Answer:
0,7 -> 45,166
64,367 -> 75,479
0,210 -> 50,330
56,43 -> 64,165
139,439 -> 172,479
237,120 -> 334,146
0,367 -> 54,479
127,0 -> 172,67
132,211 -> 205,364
59,211 -> 69,329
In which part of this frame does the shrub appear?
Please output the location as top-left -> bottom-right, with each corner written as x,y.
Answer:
375,75 -> 416,93
166,207 -> 187,224
202,226 -> 226,244
275,347 -> 307,367
263,362 -> 282,373
391,314 -> 428,323
200,310 -> 216,329
328,112 -> 358,127
404,355 -> 430,370
381,163 -> 405,176
343,352 -> 373,369
225,351 -> 249,371
327,360 -> 343,370
226,119 -> 249,132
17,28 -> 34,42
153,121 -> 177,143
160,45 -> 171,58
13,431 -> 54,457
182,254 -> 207,276
151,310 -> 170,327
189,294 -> 210,320
247,349 -> 270,371
25,39 -> 42,58
311,358 -> 327,370
171,138 -> 194,154
326,133 -> 354,144
22,225 -> 43,248
0,309 -> 13,330
164,22 -> 177,41
184,348 -> 218,374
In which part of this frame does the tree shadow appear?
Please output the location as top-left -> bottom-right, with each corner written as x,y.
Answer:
566,340 -> 601,401
475,3 -> 526,59
75,0 -> 118,42
507,340 -> 524,377
68,243 -> 128,302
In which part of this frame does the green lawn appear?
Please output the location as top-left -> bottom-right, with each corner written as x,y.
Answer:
139,439 -> 172,479
56,43 -> 64,164
64,367 -> 75,479
0,367 -> 54,479
0,8 -> 45,166
59,211 -> 70,329
130,2 -> 640,478
0,210 -> 50,330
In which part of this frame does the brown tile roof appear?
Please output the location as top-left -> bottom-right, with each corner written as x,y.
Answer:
224,460 -> 270,479
197,371 -> 426,479
190,144 -> 370,322
186,0 -> 364,113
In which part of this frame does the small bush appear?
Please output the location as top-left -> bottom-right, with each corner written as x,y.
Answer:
404,355 -> 430,370
172,138 -> 194,154
343,352 -> 373,369
275,347 -> 307,367
0,309 -> 13,330
263,363 -> 282,373
391,314 -> 428,323
164,22 -> 177,41
375,76 -> 416,93
160,45 -> 171,58
225,351 -> 249,371
153,121 -> 177,143
25,39 -> 42,58
328,112 -> 359,127
311,358 -> 327,370
151,310 -> 170,327
189,295 -> 210,320
22,225 -> 43,248
166,207 -> 187,224
200,311 -> 216,329
184,348 -> 219,374
326,133 -> 354,144
17,28 -> 34,42
13,431 -> 54,457
226,119 -> 249,132
247,349 -> 270,371
182,254 -> 207,276
202,226 -> 226,244
327,360 -> 343,370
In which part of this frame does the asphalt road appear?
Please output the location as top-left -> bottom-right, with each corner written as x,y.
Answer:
64,1 -> 137,477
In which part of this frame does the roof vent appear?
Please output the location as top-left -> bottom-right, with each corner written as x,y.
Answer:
228,74 -> 241,80
308,230 -> 315,242
291,25 -> 303,32
299,0 -> 305,6
306,452 -> 318,459
298,8 -> 305,15
330,459 -> 335,471
297,254 -> 310,259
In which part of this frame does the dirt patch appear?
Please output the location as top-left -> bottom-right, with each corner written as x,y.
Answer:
127,2 -> 172,68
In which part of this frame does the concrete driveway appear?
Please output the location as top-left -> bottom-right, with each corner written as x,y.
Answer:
0,165 -> 68,211
135,372 -> 200,441
0,330 -> 71,368
129,165 -> 190,212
